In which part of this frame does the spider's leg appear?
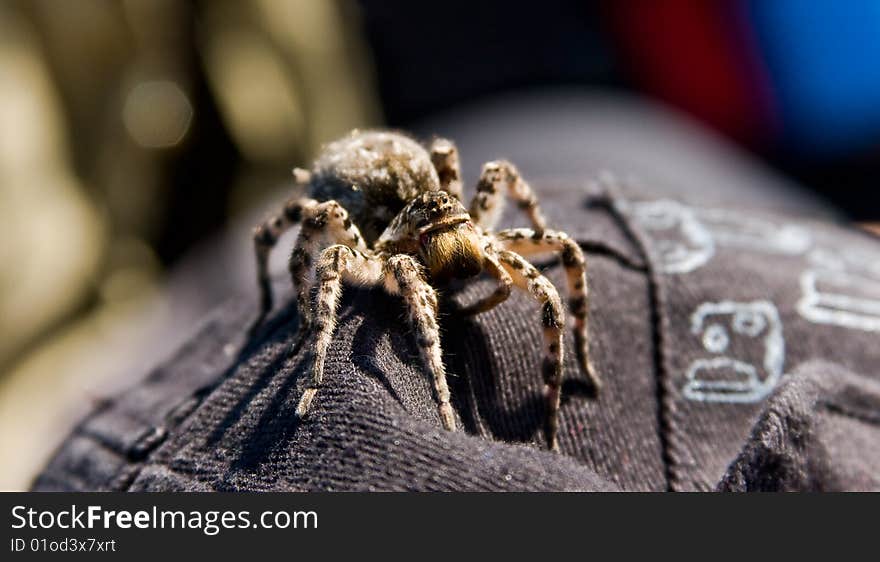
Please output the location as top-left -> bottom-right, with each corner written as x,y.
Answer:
252,168 -> 312,318
497,249 -> 565,451
384,254 -> 456,431
497,228 -> 600,391
469,160 -> 547,233
458,245 -> 512,315
429,137 -> 464,201
296,245 -> 383,419
288,199 -> 368,332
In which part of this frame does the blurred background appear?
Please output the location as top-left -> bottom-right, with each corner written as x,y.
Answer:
2,0 -> 879,490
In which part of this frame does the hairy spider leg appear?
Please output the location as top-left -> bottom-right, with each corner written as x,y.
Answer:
469,160 -> 547,233
295,245 -> 383,419
296,248 -> 455,433
252,168 -> 312,317
497,249 -> 565,452
429,137 -> 464,201
288,200 -> 368,331
458,247 -> 513,315
383,254 -> 454,430
497,228 -> 600,390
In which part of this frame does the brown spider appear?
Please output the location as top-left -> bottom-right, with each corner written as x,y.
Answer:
252,130 -> 600,450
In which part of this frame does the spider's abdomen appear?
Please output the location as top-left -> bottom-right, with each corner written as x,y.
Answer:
309,130 -> 440,244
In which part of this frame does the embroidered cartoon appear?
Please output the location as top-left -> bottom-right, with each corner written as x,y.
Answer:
620,199 -> 715,274
798,266 -> 880,333
619,199 -> 812,275
807,247 -> 880,279
683,300 -> 785,403
693,207 -> 811,256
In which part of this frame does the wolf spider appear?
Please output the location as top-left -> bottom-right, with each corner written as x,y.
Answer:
252,130 -> 599,450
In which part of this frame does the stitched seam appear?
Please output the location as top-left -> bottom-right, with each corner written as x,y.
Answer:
597,193 -> 676,492
579,240 -> 648,272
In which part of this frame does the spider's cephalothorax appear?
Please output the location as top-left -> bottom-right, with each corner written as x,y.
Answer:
379,190 -> 484,281
252,129 -> 600,451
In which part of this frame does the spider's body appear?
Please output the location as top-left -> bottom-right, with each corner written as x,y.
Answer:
253,130 -> 599,451
310,132 -> 440,244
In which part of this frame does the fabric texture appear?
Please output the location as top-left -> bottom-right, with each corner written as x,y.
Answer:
32,173 -> 880,491
718,360 -> 880,491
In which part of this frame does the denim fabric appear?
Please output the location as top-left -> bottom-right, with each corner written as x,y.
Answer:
33,180 -> 880,491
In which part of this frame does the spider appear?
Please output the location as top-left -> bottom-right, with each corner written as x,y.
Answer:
252,130 -> 600,451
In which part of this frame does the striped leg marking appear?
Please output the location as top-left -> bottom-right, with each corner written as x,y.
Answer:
288,199 -> 368,331
459,248 -> 513,316
469,160 -> 547,233
384,254 -> 455,431
296,245 -> 383,419
253,191 -> 313,317
429,137 -> 464,201
497,228 -> 600,391
497,249 -> 565,451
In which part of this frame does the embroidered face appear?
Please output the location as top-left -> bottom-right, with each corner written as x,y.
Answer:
625,200 -> 714,274
684,300 -> 784,403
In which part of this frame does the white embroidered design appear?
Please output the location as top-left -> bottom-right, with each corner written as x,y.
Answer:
798,268 -> 880,332
683,300 -> 785,403
693,207 -> 812,256
807,247 -> 880,279
621,200 -> 715,273
620,199 -> 812,274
